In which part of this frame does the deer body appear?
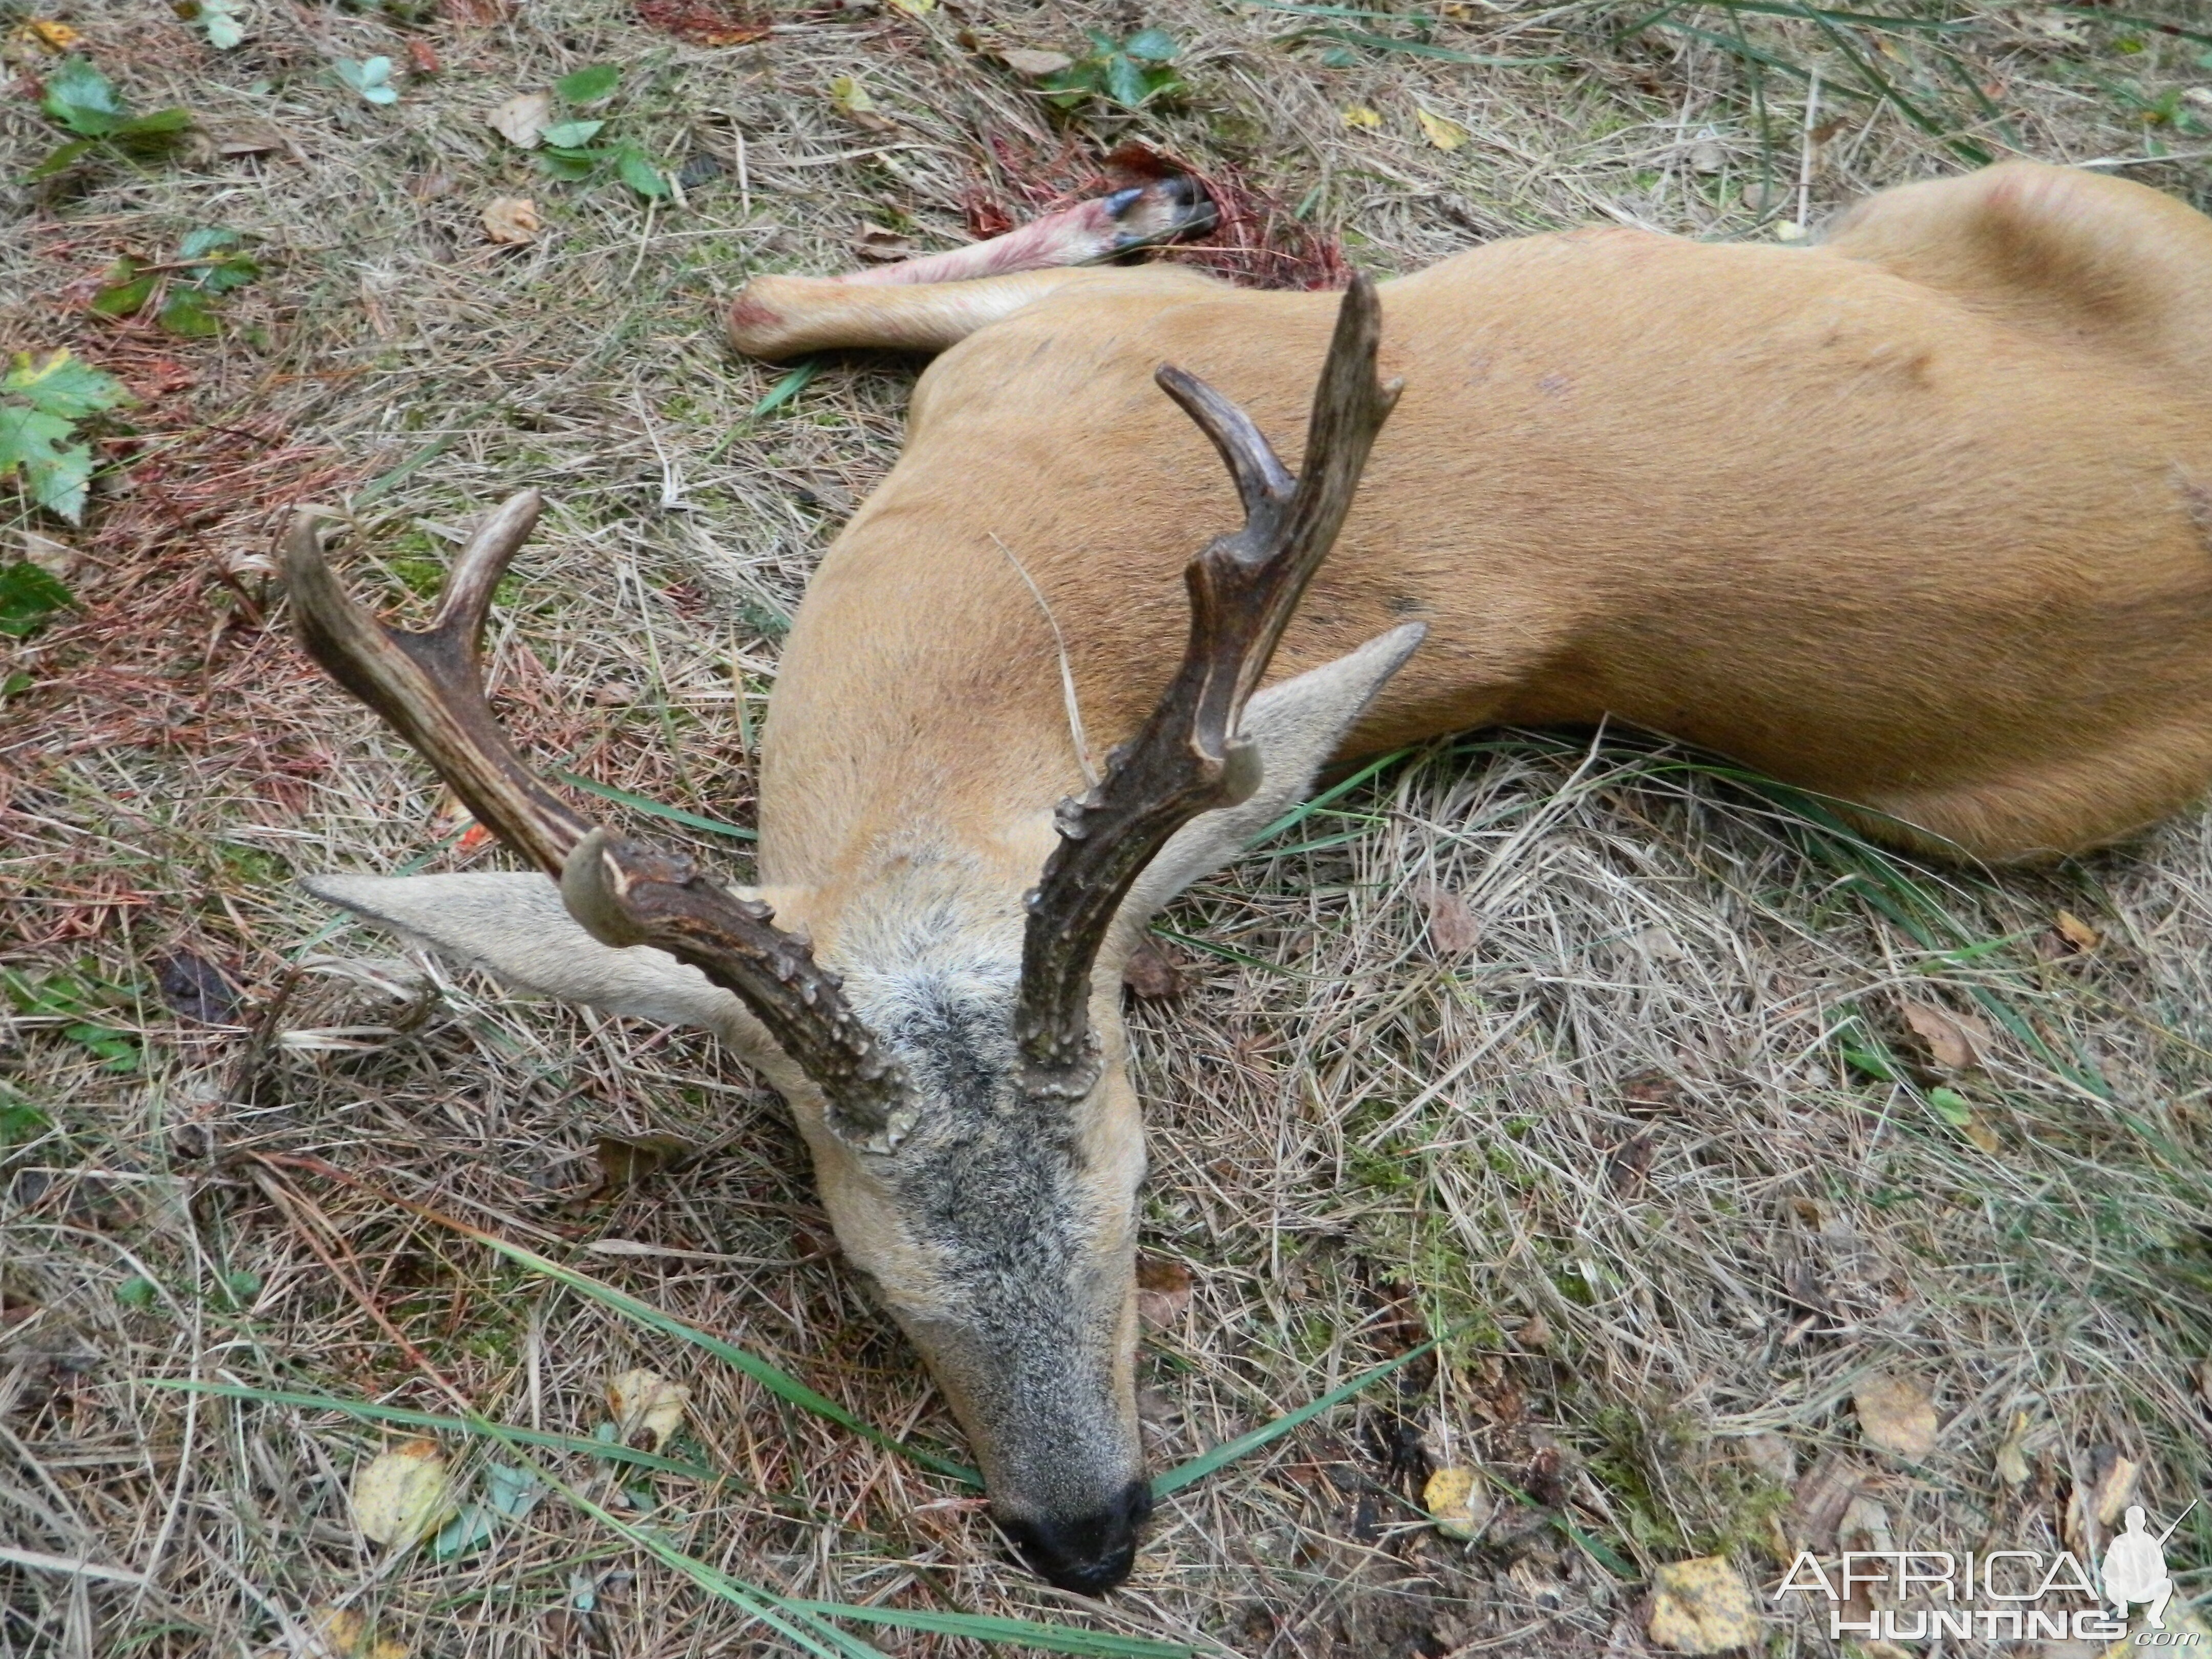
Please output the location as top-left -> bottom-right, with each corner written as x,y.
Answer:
291,161 -> 2212,1593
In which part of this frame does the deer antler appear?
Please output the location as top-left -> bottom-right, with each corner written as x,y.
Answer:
282,492 -> 913,1149
1013,273 -> 1401,1101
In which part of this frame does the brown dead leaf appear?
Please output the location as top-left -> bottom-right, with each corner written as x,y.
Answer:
850,225 -> 914,263
1121,937 -> 1184,1000
487,91 -> 552,149
1136,1254 -> 1193,1329
592,1133 -> 692,1193
1607,1130 -> 1655,1195
1646,1557 -> 1760,1653
482,197 -> 542,246
998,47 -> 1074,76
1736,1433 -> 1795,1486
1789,1453 -> 1866,1549
2055,909 -> 2102,953
2086,1446 -> 2140,1526
1854,1370 -> 1939,1460
1901,1002 -> 1988,1071
1422,884 -> 1480,954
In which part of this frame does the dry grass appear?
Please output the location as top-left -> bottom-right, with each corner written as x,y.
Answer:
4,1 -> 2211,1655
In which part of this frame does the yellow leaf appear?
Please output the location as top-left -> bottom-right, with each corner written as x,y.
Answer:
1341,104 -> 1382,130
1647,1557 -> 1761,1653
1853,1370 -> 1939,1460
351,1439 -> 454,1548
608,1369 -> 690,1451
1415,107 -> 1468,150
885,0 -> 934,12
1774,220 -> 1806,241
828,75 -> 877,115
1422,1465 -> 1488,1540
2055,909 -> 2101,952
27,19 -> 81,50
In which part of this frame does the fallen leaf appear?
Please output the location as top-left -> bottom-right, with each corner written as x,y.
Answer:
26,19 -> 81,50
1736,1432 -> 1794,1485
1646,1557 -> 1760,1653
828,75 -> 892,131
157,951 -> 241,1025
1121,937 -> 1184,1000
1838,1493 -> 1893,1553
1789,1453 -> 1865,1549
352,1439 -> 454,1547
1136,1254 -> 1193,1328
1774,221 -> 1806,242
999,47 -> 1074,76
405,37 -> 441,76
850,224 -> 914,263
608,1369 -> 689,1451
1606,1130 -> 1655,1195
1927,1086 -> 2001,1153
1422,884 -> 1479,954
1341,104 -> 1383,130
482,197 -> 542,245
885,0 -> 934,12
1854,1370 -> 1938,1460
1992,1412 -> 2037,1486
487,91 -> 552,148
1902,1002 -> 1987,1071
1514,1312 -> 1551,1352
592,1133 -> 691,1192
2055,909 -> 2101,953
16,528 -> 76,580
1416,107 -> 1468,150
1423,1465 -> 1490,1540
2087,1447 -> 2140,1526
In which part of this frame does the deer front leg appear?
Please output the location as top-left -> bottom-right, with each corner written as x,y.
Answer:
726,176 -> 1219,358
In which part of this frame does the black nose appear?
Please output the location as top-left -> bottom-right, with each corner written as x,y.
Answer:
1001,1479 -> 1154,1595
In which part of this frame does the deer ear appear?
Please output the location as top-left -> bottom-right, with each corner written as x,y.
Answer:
300,870 -> 786,1063
1105,622 -> 1424,962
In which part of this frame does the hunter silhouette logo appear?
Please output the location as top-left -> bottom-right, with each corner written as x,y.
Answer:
2103,1502 -> 2195,1629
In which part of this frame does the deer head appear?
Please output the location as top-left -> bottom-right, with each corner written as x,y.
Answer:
286,277 -> 1419,1593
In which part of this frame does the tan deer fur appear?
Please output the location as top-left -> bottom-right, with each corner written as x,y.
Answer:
304,160 -> 2212,1592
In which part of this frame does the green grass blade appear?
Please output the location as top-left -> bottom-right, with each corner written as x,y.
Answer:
1152,1324 -> 1468,1497
751,359 -> 819,417
554,769 -> 758,840
781,1602 -> 1197,1657
1285,26 -> 1569,64
1250,747 -> 1412,846
471,1232 -> 983,1486
145,1380 -> 720,1479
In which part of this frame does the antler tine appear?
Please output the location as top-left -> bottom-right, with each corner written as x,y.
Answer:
282,489 -> 587,875
283,495 -> 913,1148
1014,274 -> 1400,1099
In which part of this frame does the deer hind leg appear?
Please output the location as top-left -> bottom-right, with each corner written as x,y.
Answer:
727,176 -> 1220,359
1822,160 -> 2212,386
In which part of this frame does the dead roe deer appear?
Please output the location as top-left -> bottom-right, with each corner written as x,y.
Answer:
284,160 -> 2212,1591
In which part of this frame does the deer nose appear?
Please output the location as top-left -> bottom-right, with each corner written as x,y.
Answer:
1001,1479 -> 1154,1594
